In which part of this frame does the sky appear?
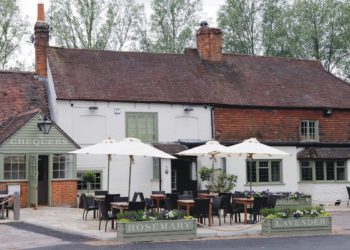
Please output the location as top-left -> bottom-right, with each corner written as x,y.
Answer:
16,0 -> 225,69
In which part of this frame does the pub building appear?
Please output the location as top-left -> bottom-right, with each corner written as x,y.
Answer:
0,70 -> 79,208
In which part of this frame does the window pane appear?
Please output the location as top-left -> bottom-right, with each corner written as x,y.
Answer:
337,167 -> 345,180
4,163 -> 11,171
301,161 -> 312,181
53,171 -> 59,179
326,161 -> 335,180
247,161 -> 256,182
4,172 -> 10,179
271,161 -> 280,182
126,113 -> 157,142
315,161 -> 324,180
153,158 -> 160,179
258,161 -> 269,182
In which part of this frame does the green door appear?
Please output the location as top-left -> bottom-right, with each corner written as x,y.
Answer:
28,154 -> 38,208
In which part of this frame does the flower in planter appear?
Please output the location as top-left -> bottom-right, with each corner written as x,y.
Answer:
309,209 -> 320,217
277,212 -> 288,218
292,210 -> 303,218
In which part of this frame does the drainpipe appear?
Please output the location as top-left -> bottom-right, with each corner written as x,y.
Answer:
159,158 -> 162,191
210,107 -> 215,139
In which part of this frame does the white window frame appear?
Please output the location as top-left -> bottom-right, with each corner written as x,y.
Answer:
300,120 -> 319,142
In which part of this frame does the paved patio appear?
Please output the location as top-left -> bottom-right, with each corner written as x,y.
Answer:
1,204 -> 350,242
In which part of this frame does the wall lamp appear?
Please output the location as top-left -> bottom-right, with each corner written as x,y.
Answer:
323,108 -> 333,116
89,106 -> 98,110
184,107 -> 194,112
37,117 -> 53,134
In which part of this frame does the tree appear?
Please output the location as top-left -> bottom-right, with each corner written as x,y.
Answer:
217,0 -> 261,55
141,0 -> 202,53
49,0 -> 144,50
0,0 -> 28,69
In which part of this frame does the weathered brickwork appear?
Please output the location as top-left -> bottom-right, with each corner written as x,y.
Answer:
51,180 -> 77,207
214,107 -> 350,143
0,181 -> 28,208
196,25 -> 223,62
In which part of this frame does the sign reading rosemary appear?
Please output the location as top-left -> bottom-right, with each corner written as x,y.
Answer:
124,220 -> 194,233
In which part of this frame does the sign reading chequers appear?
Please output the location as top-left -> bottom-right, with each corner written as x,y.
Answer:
124,220 -> 194,233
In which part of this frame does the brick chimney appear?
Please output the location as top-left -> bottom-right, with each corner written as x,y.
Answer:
196,21 -> 223,62
34,4 -> 49,78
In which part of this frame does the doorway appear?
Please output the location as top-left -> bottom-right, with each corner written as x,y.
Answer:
171,158 -> 197,194
38,155 -> 49,205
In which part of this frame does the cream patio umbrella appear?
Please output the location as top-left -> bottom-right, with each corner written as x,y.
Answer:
177,140 -> 228,182
223,138 -> 290,193
70,137 -> 176,198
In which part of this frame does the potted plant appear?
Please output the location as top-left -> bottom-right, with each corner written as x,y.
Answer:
116,209 -> 196,242
81,171 -> 96,196
261,206 -> 332,236
275,192 -> 312,209
198,167 -> 237,193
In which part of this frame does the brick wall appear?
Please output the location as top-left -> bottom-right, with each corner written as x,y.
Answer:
0,181 -> 28,208
34,21 -> 49,77
51,180 -> 77,207
214,107 -> 350,143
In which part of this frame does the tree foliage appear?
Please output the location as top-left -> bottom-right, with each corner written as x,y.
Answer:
0,0 -> 28,69
49,0 -> 143,50
140,0 -> 202,53
218,0 -> 350,82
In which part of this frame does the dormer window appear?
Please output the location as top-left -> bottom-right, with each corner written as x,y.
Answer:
300,120 -> 319,142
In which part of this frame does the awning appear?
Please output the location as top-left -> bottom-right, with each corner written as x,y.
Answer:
152,142 -> 188,156
297,147 -> 350,159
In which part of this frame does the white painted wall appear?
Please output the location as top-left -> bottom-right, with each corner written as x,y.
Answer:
53,99 -> 212,196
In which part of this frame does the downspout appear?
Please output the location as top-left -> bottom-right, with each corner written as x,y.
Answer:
211,106 -> 215,139
159,158 -> 162,191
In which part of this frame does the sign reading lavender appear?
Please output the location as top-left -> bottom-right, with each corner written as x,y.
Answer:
117,219 -> 196,242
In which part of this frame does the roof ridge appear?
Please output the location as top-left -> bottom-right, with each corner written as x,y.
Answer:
223,52 -> 320,63
0,70 -> 35,75
49,46 -> 187,57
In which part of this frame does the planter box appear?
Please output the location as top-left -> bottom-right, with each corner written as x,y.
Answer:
262,216 -> 332,237
117,219 -> 197,242
275,198 -> 312,209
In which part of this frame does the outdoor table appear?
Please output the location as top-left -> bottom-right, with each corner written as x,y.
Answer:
197,193 -> 218,199
150,194 -> 166,212
0,194 -> 12,219
93,195 -> 105,201
177,199 -> 212,226
233,197 -> 254,224
110,202 -> 129,213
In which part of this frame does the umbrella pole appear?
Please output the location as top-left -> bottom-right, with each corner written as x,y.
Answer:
128,155 -> 133,201
107,154 -> 111,192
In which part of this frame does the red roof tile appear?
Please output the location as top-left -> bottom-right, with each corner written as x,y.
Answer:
0,71 -> 49,143
48,47 -> 350,109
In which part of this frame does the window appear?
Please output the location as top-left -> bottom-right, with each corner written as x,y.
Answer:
246,160 -> 282,183
126,112 -> 158,142
300,160 -> 347,182
153,158 -> 160,180
300,120 -> 319,142
77,171 -> 101,190
4,154 -> 26,180
52,154 -> 74,179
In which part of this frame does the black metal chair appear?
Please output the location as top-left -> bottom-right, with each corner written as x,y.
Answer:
97,200 -> 115,232
81,193 -> 98,220
197,190 -> 209,194
193,198 -> 210,225
128,201 -> 145,212
105,194 -> 120,211
230,192 -> 245,223
144,198 -> 156,210
163,198 -> 173,210
212,196 -> 223,226
94,190 -> 108,196
267,195 -> 279,208
247,197 -> 268,222
220,194 -> 232,223
178,194 -> 193,200
347,187 -> 350,207
166,193 -> 179,209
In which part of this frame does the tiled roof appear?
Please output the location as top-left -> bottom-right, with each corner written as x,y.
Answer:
152,143 -> 188,155
297,147 -> 350,159
48,47 -> 350,109
0,71 -> 49,144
